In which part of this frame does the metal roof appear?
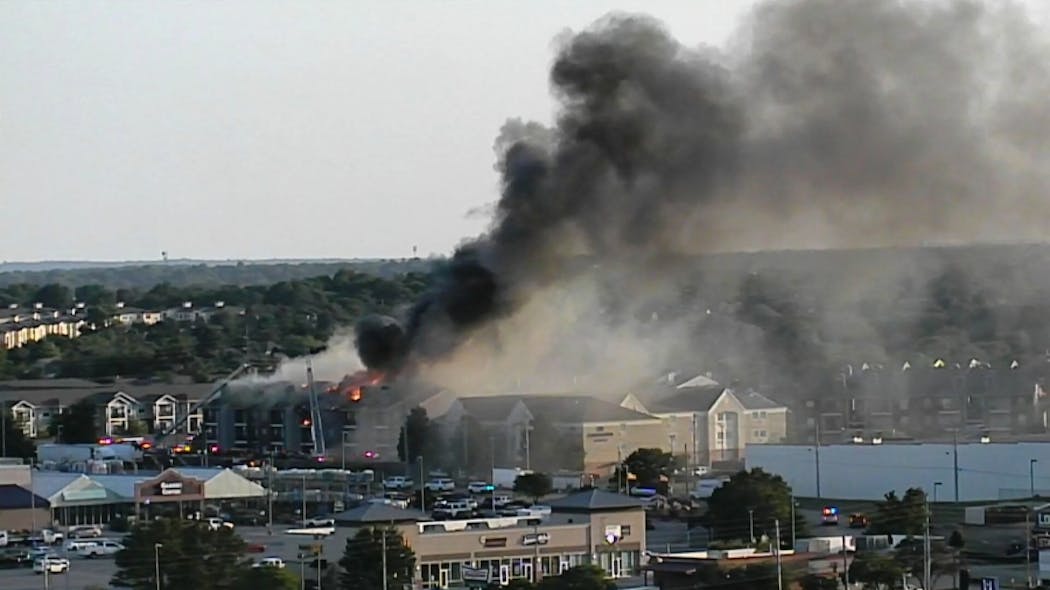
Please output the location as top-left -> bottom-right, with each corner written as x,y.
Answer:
547,488 -> 646,512
0,484 -> 50,509
333,503 -> 429,524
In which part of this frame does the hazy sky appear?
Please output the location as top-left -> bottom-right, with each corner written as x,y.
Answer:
0,1 -> 750,262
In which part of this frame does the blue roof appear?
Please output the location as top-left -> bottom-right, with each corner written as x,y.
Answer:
0,484 -> 49,509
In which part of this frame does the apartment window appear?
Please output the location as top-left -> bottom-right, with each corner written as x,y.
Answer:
760,430 -> 767,437
716,432 -> 725,440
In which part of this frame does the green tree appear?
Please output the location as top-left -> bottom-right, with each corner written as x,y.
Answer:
849,551 -> 905,590
537,565 -> 615,590
703,468 -> 804,542
514,473 -> 554,502
505,580 -> 537,590
867,488 -> 927,536
611,448 -> 678,493
338,526 -> 415,590
33,283 -> 72,309
799,573 -> 841,590
398,407 -> 430,462
123,418 -> 149,436
54,399 -> 99,443
233,566 -> 298,590
1,410 -> 36,459
112,518 -> 251,590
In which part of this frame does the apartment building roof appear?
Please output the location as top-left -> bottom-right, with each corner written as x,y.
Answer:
645,386 -> 726,413
458,396 -> 530,422
735,390 -> 786,411
516,395 -> 656,424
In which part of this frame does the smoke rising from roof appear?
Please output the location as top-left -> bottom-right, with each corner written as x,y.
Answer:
356,0 -> 1050,386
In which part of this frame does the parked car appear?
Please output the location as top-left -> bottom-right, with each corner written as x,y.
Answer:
245,543 -> 267,554
77,540 -> 124,558
303,516 -> 335,528
383,476 -> 414,490
33,556 -> 70,574
205,518 -> 235,531
0,548 -> 31,568
432,500 -> 475,519
467,481 -> 492,494
67,525 -> 103,539
425,478 -> 455,492
64,539 -> 99,552
253,557 -> 286,569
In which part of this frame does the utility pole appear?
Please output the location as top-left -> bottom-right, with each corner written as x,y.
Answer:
418,456 -> 425,511
1,397 -> 6,457
1031,459 -> 1038,499
953,430 -> 960,503
790,496 -> 797,548
815,420 -> 822,499
533,521 -> 541,584
381,527 -> 389,590
1026,510 -> 1034,589
841,534 -> 849,589
301,474 -> 307,524
524,422 -> 532,471
490,434 -> 496,511
924,501 -> 931,590
775,519 -> 783,590
267,451 -> 274,534
748,509 -> 755,543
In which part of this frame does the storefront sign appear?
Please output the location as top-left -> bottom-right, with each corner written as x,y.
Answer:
160,481 -> 183,496
479,536 -> 507,548
462,566 -> 490,583
603,525 -> 622,545
522,532 -> 550,546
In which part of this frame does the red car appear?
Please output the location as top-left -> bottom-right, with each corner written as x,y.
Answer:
245,543 -> 266,554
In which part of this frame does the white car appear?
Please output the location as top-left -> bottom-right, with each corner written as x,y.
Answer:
383,476 -> 413,490
425,478 -> 455,492
467,481 -> 492,494
253,557 -> 286,569
33,556 -> 70,574
303,516 -> 335,528
67,525 -> 103,539
205,517 -> 235,531
77,539 -> 124,558
64,539 -> 98,552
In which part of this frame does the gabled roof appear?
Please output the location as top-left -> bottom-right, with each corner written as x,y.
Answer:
333,503 -> 428,524
645,386 -> 727,414
516,395 -> 656,424
548,488 -> 645,512
736,390 -> 785,410
0,484 -> 49,509
458,397 -> 530,422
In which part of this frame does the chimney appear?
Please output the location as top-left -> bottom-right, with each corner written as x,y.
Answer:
214,301 -> 225,309
76,302 -> 86,309
7,303 -> 17,310
115,302 -> 125,309
33,302 -> 43,310
182,301 -> 192,309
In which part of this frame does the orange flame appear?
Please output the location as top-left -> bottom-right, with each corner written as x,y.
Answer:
332,370 -> 385,403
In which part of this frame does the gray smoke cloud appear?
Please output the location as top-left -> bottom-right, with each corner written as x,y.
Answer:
353,0 -> 1050,394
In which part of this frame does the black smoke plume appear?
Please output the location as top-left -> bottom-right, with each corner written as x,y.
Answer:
357,0 -> 1050,373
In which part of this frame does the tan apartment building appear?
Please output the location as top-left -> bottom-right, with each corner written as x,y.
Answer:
621,378 -> 788,467
333,488 -> 647,589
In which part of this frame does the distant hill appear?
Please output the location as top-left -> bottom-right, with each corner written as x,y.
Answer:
0,258 -> 437,289
0,257 -> 376,273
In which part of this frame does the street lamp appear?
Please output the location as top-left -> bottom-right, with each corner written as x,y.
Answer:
748,508 -> 755,543
154,543 -> 163,590
1031,459 -> 1038,498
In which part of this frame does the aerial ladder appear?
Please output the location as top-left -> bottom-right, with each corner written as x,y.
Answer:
306,363 -> 327,458
154,363 -> 253,447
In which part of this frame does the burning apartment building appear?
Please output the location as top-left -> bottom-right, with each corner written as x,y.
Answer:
200,371 -> 439,463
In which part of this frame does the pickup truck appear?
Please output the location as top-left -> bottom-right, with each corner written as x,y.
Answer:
0,529 -> 64,547
205,518 -> 235,531
77,539 -> 125,558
